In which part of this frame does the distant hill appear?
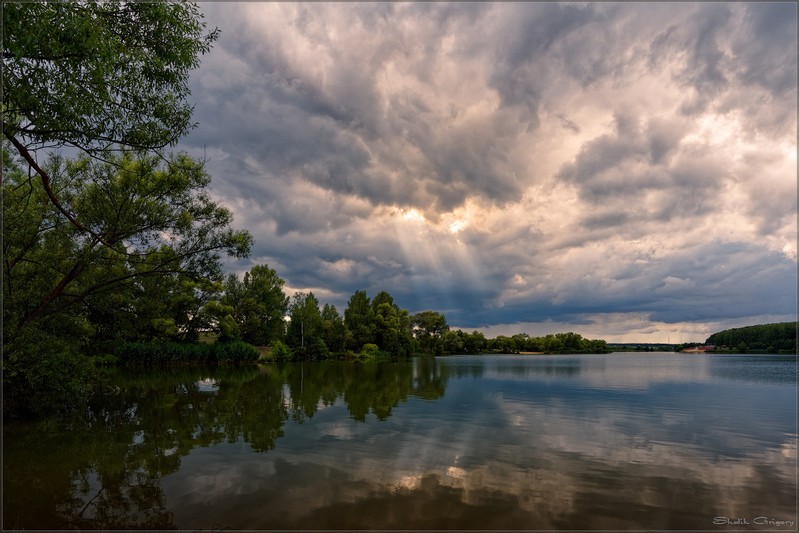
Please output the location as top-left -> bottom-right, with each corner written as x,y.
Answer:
706,322 -> 797,354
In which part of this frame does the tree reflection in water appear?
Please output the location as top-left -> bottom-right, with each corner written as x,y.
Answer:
5,355 -> 796,530
4,359 -> 448,530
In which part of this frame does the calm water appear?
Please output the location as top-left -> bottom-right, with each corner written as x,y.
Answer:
4,353 -> 796,530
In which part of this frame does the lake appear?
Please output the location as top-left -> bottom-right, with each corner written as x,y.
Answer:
4,353 -> 796,530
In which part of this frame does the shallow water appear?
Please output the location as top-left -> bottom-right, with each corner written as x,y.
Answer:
4,353 -> 796,530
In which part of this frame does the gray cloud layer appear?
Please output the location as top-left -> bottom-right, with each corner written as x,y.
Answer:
181,2 -> 797,341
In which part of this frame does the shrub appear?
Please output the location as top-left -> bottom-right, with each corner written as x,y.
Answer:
3,332 -> 94,418
91,353 -> 119,366
113,340 -> 259,365
305,337 -> 330,360
270,340 -> 293,362
214,340 -> 259,362
360,343 -> 381,359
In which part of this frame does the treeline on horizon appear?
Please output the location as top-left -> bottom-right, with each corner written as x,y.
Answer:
704,322 -> 797,354
106,263 -> 615,363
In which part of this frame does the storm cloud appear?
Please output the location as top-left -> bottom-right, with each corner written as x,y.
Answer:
181,2 -> 797,342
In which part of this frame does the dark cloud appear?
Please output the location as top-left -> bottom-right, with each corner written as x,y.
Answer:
734,3 -> 797,96
555,111 -> 724,225
182,3 -> 796,340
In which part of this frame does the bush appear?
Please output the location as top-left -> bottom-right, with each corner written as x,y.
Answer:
270,340 -> 293,362
3,332 -> 94,418
214,340 -> 259,362
113,340 -> 259,365
91,353 -> 119,366
304,337 -> 330,360
360,343 -> 381,359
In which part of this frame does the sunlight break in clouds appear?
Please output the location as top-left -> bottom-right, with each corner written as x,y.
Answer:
182,2 -> 797,342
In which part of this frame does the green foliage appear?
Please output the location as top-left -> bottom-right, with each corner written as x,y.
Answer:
491,335 -> 518,354
336,290 -> 414,357
91,353 -> 119,366
216,314 -> 242,343
344,290 -> 375,350
463,331 -> 488,354
221,265 -> 288,346
287,292 -> 326,359
213,341 -> 259,363
321,304 -> 347,354
1,1 -> 258,418
706,322 -> 797,353
3,329 -> 94,418
270,340 -> 294,362
359,343 -> 382,359
437,330 -> 611,355
3,1 -> 219,153
212,287 -> 419,359
3,150 -> 252,339
412,310 -> 449,355
2,149 -> 252,415
112,340 -> 258,365
371,290 -> 395,311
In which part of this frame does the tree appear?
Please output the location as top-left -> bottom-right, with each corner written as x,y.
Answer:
344,290 -> 375,351
3,150 -> 251,335
412,311 -> 449,355
706,322 -> 797,353
395,308 -> 416,357
3,2 -> 218,153
122,272 -> 224,344
3,1 -> 219,242
374,303 -> 400,355
463,331 -> 487,354
542,334 -> 564,353
286,293 -> 326,359
2,2 -> 240,418
222,265 -> 288,346
441,330 -> 464,355
512,333 -> 530,351
492,336 -> 517,354
371,290 -> 395,312
556,332 -> 583,352
3,150 -> 251,416
321,304 -> 347,354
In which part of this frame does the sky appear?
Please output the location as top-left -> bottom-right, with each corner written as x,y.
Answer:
179,2 -> 797,343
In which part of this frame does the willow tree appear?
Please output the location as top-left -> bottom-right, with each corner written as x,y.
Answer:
2,149 -> 252,415
2,1 -> 218,228
3,2 -> 217,149
1,2 -> 252,417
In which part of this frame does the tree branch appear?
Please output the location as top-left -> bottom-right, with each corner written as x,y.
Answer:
3,130 -> 114,244
22,260 -> 89,326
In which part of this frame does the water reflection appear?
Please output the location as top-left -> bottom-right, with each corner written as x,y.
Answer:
461,352 -> 797,388
4,360 -> 448,529
4,354 -> 796,530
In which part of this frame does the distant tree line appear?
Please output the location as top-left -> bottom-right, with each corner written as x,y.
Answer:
608,344 -> 676,352
705,322 -> 797,354
482,332 -> 612,355
184,264 -> 613,360
216,270 -> 420,361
